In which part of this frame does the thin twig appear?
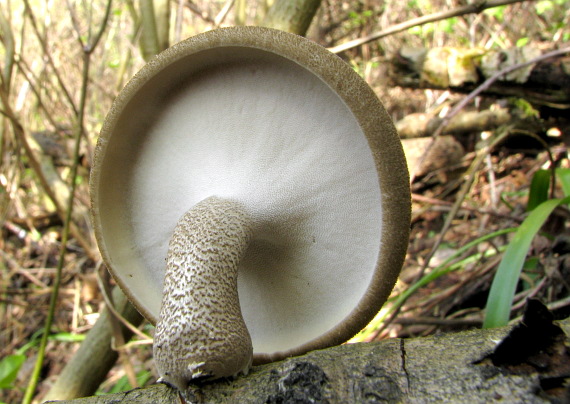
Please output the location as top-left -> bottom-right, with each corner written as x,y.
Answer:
174,0 -> 185,43
387,47 -> 570,341
413,130 -> 510,283
21,0 -> 78,115
507,129 -> 557,199
410,47 -> 570,273
214,0 -> 235,27
86,0 -> 113,53
409,47 -> 570,185
366,230 -> 512,341
12,58 -> 60,129
329,0 -> 530,54
21,1 -> 113,401
394,316 -> 482,327
95,268 -> 152,342
185,0 -> 215,24
0,93 -> 97,260
411,193 -> 523,221
0,10 -> 16,91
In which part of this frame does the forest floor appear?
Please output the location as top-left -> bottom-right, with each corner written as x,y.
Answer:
1,0 -> 570,402
2,82 -> 569,403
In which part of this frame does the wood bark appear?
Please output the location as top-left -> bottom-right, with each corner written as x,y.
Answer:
45,311 -> 570,403
389,47 -> 570,108
402,135 -> 464,179
395,108 -> 512,139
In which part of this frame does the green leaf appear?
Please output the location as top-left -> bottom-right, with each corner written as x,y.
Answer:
516,37 -> 529,47
0,354 -> 26,389
535,0 -> 553,15
441,17 -> 458,34
353,228 -> 515,342
483,196 -> 570,328
484,5 -> 506,20
556,168 -> 570,197
408,22 -> 434,36
49,332 -> 86,343
527,169 -> 551,211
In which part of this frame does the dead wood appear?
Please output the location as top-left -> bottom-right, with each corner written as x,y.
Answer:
389,46 -> 570,108
45,303 -> 570,404
396,108 -> 512,139
42,287 -> 144,401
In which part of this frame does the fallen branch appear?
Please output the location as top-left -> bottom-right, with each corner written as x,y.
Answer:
47,303 -> 570,403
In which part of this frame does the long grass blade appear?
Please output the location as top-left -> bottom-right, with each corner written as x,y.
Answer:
353,228 -> 515,341
527,169 -> 551,211
483,196 -> 570,328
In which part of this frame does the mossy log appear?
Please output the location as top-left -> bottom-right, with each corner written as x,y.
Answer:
46,304 -> 569,403
390,46 -> 570,108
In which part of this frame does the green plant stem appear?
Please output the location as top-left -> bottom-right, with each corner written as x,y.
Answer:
21,1 -> 112,401
138,0 -> 161,61
21,53 -> 90,404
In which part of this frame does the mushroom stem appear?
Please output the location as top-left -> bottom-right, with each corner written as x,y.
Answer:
153,196 -> 253,392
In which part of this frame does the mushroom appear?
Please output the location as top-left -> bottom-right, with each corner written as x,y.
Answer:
90,26 -> 410,393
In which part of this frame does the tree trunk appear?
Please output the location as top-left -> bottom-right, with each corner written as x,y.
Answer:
261,0 -> 321,36
138,0 -> 170,61
45,311 -> 570,403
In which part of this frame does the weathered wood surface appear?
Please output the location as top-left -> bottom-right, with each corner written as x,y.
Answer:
389,46 -> 570,107
46,310 -> 570,403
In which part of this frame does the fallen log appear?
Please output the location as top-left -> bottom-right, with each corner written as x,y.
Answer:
389,46 -> 570,108
46,301 -> 569,403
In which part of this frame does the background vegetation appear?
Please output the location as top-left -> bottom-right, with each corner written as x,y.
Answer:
1,0 -> 569,402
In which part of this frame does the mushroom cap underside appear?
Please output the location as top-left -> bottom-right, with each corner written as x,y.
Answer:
90,26 -> 410,363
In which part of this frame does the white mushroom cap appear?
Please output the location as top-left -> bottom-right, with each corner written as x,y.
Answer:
90,27 -> 410,364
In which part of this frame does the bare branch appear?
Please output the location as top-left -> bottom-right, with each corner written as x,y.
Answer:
329,0 -> 530,54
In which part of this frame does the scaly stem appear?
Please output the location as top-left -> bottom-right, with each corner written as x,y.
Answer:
154,196 -> 253,394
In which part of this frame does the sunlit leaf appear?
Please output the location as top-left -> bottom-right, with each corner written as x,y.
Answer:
483,196 -> 570,328
556,168 -> 570,197
516,37 -> 529,47
535,0 -> 554,15
0,354 -> 26,389
484,5 -> 506,20
527,169 -> 551,211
